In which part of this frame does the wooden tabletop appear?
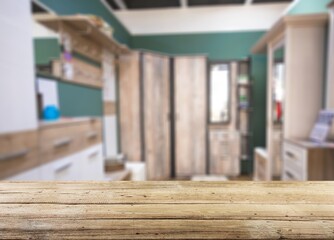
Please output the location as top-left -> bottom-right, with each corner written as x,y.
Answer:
0,181 -> 334,239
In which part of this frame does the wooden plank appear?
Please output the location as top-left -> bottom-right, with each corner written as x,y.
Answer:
119,52 -> 142,162
0,182 -> 334,239
1,182 -> 334,204
143,53 -> 170,180
174,56 -> 207,177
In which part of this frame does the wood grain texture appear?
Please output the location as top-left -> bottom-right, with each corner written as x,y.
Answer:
143,53 -> 171,180
103,101 -> 116,115
0,181 -> 333,239
39,118 -> 102,166
174,56 -> 207,177
119,52 -> 142,162
0,131 -> 38,179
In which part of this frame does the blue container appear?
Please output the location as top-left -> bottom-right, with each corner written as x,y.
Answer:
43,105 -> 60,121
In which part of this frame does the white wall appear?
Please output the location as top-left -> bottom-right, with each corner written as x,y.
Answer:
0,0 -> 38,134
114,3 -> 289,35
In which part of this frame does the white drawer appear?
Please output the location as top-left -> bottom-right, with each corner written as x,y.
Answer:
79,144 -> 104,180
40,153 -> 80,181
284,143 -> 305,166
282,168 -> 303,181
283,142 -> 307,180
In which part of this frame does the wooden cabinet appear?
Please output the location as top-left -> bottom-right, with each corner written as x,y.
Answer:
2,119 -> 104,181
39,121 -> 88,165
0,131 -> 39,179
142,53 -> 171,180
252,13 -> 328,180
119,52 -> 142,162
118,53 -> 208,179
209,129 -> 239,176
174,56 -> 207,177
282,140 -> 334,181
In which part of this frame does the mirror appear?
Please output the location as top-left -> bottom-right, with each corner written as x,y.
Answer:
273,45 -> 285,125
209,63 -> 230,124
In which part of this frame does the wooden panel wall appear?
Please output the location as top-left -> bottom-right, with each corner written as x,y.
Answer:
119,52 -> 142,162
143,53 -> 171,180
174,56 -> 207,177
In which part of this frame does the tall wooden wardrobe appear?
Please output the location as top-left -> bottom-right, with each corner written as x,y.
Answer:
119,52 -> 207,180
174,56 -> 207,178
252,13 -> 329,180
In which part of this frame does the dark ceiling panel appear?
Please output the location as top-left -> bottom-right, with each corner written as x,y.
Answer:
189,0 -> 245,6
105,0 -> 120,10
253,0 -> 292,3
32,1 -> 48,13
123,0 -> 180,9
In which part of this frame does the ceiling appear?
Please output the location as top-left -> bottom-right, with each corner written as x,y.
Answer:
104,0 -> 293,11
32,0 -> 294,35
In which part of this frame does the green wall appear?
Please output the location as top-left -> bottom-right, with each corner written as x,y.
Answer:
58,81 -> 103,117
37,74 -> 103,117
248,55 -> 267,173
131,31 -> 265,61
40,0 -> 131,46
34,38 -> 60,65
288,0 -> 331,15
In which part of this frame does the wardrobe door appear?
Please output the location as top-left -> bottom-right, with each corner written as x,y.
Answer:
143,53 -> 171,180
119,52 -> 142,162
174,56 -> 207,177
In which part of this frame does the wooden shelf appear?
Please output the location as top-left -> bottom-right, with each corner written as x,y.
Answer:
34,14 -> 130,55
36,71 -> 102,89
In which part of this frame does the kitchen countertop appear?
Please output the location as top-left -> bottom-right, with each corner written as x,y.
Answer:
0,181 -> 333,239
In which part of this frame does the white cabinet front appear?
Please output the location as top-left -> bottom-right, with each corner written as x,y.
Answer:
40,153 -> 80,181
80,144 -> 104,180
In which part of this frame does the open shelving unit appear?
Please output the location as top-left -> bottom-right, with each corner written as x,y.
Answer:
236,60 -> 253,170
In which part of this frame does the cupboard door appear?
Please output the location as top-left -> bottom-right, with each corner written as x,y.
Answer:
119,52 -> 142,162
174,56 -> 207,177
143,53 -> 171,180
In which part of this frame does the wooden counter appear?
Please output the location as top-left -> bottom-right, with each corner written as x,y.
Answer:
0,181 -> 334,239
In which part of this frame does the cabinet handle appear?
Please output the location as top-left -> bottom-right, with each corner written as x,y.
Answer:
88,150 -> 99,159
86,131 -> 98,140
0,149 -> 30,161
55,162 -> 72,173
286,151 -> 296,159
285,171 -> 296,180
53,137 -> 72,148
